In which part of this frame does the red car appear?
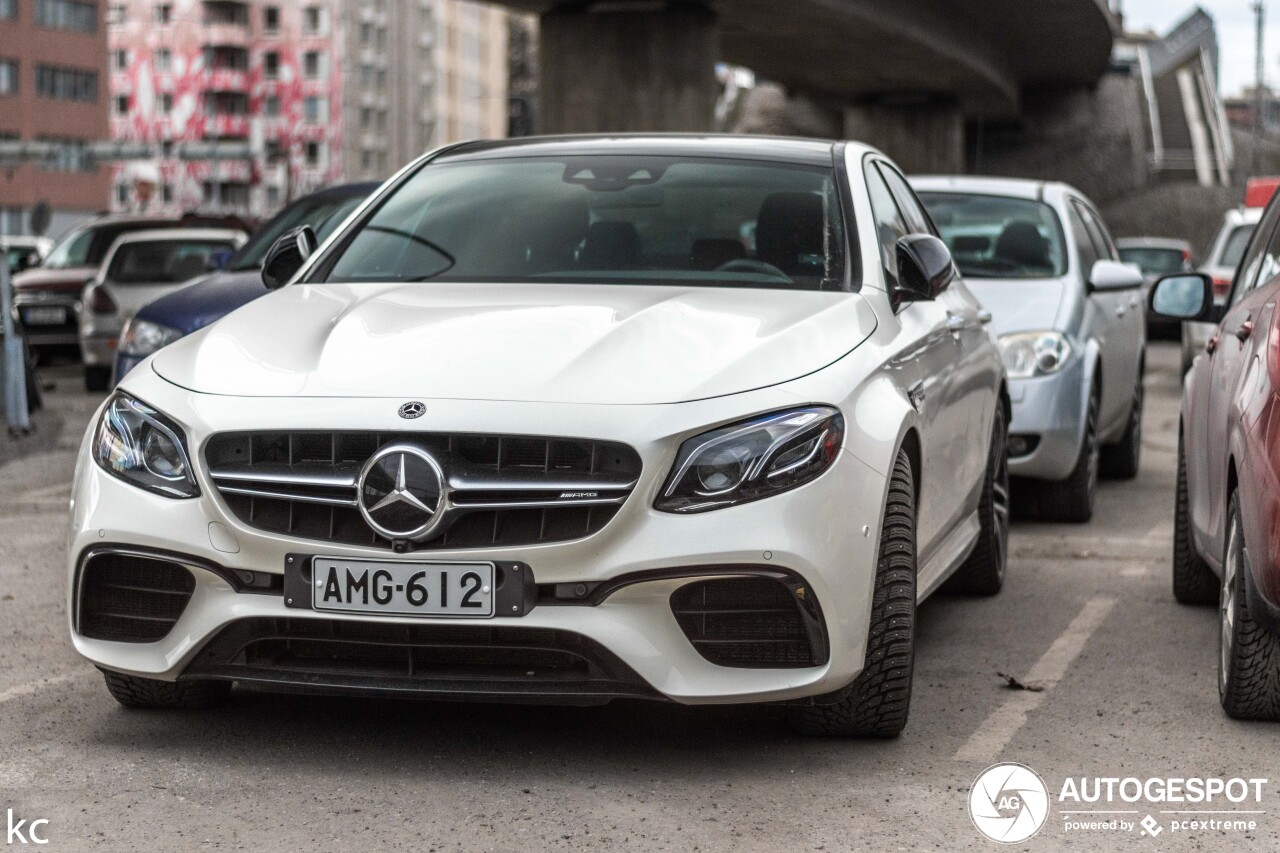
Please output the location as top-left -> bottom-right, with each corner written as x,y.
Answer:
1149,198 -> 1280,720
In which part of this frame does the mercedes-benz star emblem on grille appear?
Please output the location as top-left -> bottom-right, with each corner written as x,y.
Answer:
398,401 -> 426,419
357,444 -> 448,540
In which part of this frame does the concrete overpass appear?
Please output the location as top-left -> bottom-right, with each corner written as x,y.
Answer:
495,0 -> 1117,171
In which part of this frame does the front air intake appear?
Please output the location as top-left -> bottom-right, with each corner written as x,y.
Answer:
670,575 -> 825,668
78,553 -> 196,643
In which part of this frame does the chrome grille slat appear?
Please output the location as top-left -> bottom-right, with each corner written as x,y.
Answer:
205,430 -> 641,550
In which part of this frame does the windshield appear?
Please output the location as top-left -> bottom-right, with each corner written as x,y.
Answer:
1218,224 -> 1255,269
107,239 -> 240,285
231,192 -> 369,271
321,156 -> 847,290
42,227 -> 94,269
917,192 -> 1067,279
1118,247 -> 1189,275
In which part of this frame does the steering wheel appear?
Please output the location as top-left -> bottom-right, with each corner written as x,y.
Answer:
715,258 -> 792,282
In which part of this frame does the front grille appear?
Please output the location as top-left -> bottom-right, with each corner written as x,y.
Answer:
182,617 -> 657,703
205,431 -> 642,550
78,553 -> 196,643
670,576 -> 823,668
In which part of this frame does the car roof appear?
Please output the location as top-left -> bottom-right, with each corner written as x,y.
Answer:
109,228 -> 246,245
1114,237 -> 1192,250
910,174 -> 1083,203
434,134 -> 849,167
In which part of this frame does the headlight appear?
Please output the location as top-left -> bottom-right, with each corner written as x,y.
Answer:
998,331 -> 1073,379
119,318 -> 183,357
655,406 -> 844,513
93,394 -> 199,498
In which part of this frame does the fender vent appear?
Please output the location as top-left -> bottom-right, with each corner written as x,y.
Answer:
78,553 -> 196,643
670,576 -> 824,668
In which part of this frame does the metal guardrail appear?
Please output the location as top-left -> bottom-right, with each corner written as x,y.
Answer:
0,244 -> 31,435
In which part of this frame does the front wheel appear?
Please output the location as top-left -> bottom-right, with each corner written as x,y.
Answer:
101,671 -> 230,710
1037,383 -> 1100,523
1100,365 -> 1143,480
944,403 -> 1009,595
84,365 -> 111,393
1218,495 -> 1280,720
788,447 -> 916,737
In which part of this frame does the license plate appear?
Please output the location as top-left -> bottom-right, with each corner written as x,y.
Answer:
311,557 -> 495,617
22,307 -> 65,326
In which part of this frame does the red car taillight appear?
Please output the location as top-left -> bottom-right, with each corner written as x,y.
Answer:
1212,277 -> 1232,299
86,286 -> 117,315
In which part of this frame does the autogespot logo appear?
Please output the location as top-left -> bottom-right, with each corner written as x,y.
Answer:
969,763 -> 1051,844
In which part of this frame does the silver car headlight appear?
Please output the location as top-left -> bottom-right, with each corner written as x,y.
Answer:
998,331 -> 1073,379
93,393 -> 199,498
119,318 -> 184,357
655,406 -> 844,513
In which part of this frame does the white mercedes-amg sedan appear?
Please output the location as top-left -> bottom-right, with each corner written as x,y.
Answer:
69,136 -> 1008,737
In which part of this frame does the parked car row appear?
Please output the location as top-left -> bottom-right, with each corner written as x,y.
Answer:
52,134 -> 1280,730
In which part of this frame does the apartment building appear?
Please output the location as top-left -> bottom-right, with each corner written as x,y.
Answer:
109,0 -> 512,218
0,0 -> 111,238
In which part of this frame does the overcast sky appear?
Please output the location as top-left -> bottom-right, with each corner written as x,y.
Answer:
1120,1 -> 1272,96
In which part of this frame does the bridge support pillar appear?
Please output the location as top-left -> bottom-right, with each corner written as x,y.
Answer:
539,4 -> 718,133
844,100 -> 964,174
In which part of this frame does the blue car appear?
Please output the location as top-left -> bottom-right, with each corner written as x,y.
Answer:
114,183 -> 378,382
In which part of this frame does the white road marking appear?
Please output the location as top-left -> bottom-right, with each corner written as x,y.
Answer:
0,671 -> 91,706
954,596 -> 1117,762
1120,566 -> 1149,577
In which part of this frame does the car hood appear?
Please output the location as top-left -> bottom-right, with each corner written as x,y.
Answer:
13,265 -> 96,293
151,282 -> 878,404
962,277 -> 1068,337
138,269 -> 266,333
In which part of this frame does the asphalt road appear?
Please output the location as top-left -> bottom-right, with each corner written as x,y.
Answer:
1,342 -> 1276,852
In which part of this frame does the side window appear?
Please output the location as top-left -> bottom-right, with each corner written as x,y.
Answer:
1237,214 -> 1280,298
877,163 -> 933,236
1075,203 -> 1118,261
864,162 -> 909,286
1067,205 -> 1100,275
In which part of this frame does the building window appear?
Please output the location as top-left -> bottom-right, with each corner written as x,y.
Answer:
303,95 -> 325,123
302,6 -> 324,34
266,185 -> 280,206
159,92 -> 172,114
106,3 -> 126,24
116,183 -> 130,206
35,65 -> 98,102
264,95 -> 280,117
161,183 -> 173,203
153,3 -> 172,24
154,48 -> 171,73
0,0 -> 15,20
263,6 -> 279,33
0,60 -> 17,96
305,141 -> 321,167
303,51 -> 324,79
37,137 -> 93,172
360,107 -> 372,129
112,49 -> 129,72
263,51 -> 279,79
36,0 -> 99,33
265,139 -> 282,161
113,94 -> 128,114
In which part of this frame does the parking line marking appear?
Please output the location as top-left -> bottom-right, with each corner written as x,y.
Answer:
954,596 -> 1116,762
0,671 -> 90,706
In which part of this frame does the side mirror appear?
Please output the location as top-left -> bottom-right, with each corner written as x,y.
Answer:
1149,273 -> 1214,322
262,226 -> 318,290
895,234 -> 955,302
1089,259 -> 1144,292
205,249 -> 234,272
